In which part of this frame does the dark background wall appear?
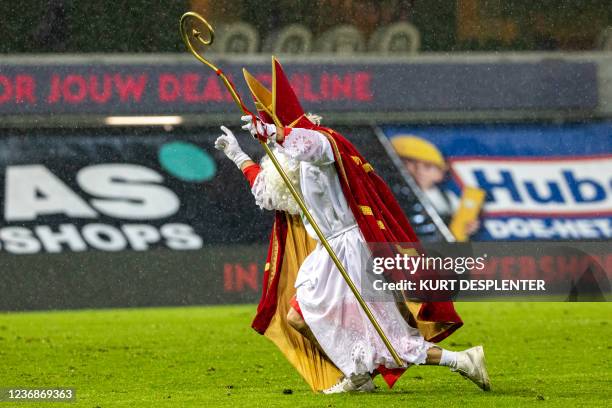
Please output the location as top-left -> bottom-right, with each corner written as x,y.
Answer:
0,0 -> 188,53
2,1 -> 611,53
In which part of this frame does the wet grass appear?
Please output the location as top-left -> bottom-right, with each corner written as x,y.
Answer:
0,302 -> 610,407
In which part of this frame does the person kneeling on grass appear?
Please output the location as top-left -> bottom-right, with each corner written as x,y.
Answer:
214,57 -> 491,394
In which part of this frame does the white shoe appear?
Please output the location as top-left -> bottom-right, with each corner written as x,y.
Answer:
322,373 -> 373,394
453,345 -> 491,391
356,378 -> 376,392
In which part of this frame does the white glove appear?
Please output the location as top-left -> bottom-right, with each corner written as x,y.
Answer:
214,126 -> 252,169
241,115 -> 277,142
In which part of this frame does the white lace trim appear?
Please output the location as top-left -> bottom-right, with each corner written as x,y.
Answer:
251,147 -> 301,215
300,296 -> 432,376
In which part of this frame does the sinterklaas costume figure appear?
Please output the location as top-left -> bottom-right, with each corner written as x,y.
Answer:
214,57 -> 491,394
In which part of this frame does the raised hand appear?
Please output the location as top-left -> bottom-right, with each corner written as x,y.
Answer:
241,115 -> 277,142
214,126 -> 252,169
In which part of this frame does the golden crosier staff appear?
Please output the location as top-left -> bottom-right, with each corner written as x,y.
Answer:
179,12 -> 404,367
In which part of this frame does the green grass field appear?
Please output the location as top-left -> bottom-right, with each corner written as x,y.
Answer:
0,303 -> 610,407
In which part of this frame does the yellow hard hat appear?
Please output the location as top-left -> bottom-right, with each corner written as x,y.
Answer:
391,135 -> 446,169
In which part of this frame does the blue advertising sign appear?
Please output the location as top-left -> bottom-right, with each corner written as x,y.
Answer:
384,123 -> 612,241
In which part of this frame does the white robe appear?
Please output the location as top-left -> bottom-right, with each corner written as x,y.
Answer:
252,128 -> 432,377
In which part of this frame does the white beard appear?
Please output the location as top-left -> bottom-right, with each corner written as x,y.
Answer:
251,146 -> 301,215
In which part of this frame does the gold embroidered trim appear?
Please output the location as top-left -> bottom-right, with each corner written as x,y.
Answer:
359,205 -> 373,216
395,244 -> 418,256
288,113 -> 306,128
363,163 -> 374,173
266,221 -> 280,287
377,220 -> 385,229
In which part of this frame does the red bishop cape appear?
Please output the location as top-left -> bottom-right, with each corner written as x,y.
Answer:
241,57 -> 463,392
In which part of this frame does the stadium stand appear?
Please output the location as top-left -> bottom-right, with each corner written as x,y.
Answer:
262,24 -> 313,55
368,22 -> 421,54
314,25 -> 366,54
